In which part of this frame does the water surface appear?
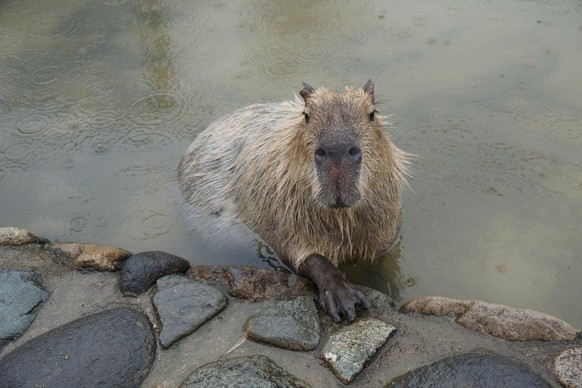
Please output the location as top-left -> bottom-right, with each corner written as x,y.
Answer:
1,0 -> 581,326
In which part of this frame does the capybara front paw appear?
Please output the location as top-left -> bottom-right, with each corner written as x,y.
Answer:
318,277 -> 371,322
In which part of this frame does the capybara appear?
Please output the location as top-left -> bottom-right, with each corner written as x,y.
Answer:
178,80 -> 409,322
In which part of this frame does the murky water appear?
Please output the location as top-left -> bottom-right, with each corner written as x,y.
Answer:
1,0 -> 581,326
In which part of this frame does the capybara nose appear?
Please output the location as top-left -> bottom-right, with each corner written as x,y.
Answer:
315,143 -> 362,165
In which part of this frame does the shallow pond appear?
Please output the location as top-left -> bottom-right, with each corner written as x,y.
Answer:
1,0 -> 581,327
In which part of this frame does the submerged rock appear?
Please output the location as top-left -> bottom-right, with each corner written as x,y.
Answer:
0,227 -> 48,246
386,353 -> 550,387
401,296 -> 577,341
120,251 -> 191,296
53,242 -> 131,271
153,275 -> 227,348
322,318 -> 395,384
189,265 -> 314,301
0,270 -> 48,341
179,355 -> 311,388
552,347 -> 582,388
245,296 -> 320,351
0,307 -> 156,387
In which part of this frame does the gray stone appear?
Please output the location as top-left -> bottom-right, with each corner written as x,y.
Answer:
179,355 -> 311,388
153,275 -> 227,348
386,353 -> 551,387
0,270 -> 48,340
552,347 -> 582,388
245,296 -> 320,351
0,227 -> 48,246
0,307 -> 156,387
322,318 -> 395,384
120,250 -> 191,296
401,296 -> 577,341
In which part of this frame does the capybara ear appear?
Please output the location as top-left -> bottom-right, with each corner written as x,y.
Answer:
300,82 -> 315,102
363,79 -> 374,103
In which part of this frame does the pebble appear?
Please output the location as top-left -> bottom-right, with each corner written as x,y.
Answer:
0,227 -> 48,246
0,307 -> 156,387
153,275 -> 227,348
322,318 -> 396,384
120,251 -> 191,296
179,355 -> 311,387
0,270 -> 48,341
401,296 -> 577,341
52,242 -> 131,271
553,347 -> 582,388
386,353 -> 551,387
245,296 -> 320,351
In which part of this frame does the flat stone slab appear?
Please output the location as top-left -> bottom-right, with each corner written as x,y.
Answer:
386,353 -> 551,387
552,347 -> 581,388
189,265 -> 314,301
322,318 -> 395,384
245,296 -> 320,351
0,307 -> 156,387
0,270 -> 48,340
153,275 -> 227,348
0,227 -> 48,246
52,243 -> 131,271
401,296 -> 577,341
179,355 -> 311,387
120,251 -> 191,296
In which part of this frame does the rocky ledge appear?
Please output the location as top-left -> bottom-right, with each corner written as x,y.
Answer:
0,227 -> 580,387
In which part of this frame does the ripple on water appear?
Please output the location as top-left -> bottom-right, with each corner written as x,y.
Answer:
121,205 -> 176,240
30,65 -> 63,85
540,115 -> 582,147
15,114 -> 51,136
2,140 -> 32,161
511,103 -> 553,129
126,92 -> 186,125
23,13 -> 79,38
69,216 -> 88,233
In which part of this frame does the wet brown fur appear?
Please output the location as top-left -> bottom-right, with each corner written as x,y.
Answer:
178,83 -> 408,270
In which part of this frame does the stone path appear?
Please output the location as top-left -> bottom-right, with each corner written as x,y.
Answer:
1,227 -> 580,387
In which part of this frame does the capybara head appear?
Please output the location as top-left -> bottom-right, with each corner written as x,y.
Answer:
299,80 -> 381,209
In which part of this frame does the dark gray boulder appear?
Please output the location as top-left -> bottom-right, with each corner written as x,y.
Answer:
386,353 -> 551,387
0,270 -> 48,341
179,355 -> 311,387
120,250 -> 191,296
0,307 -> 156,387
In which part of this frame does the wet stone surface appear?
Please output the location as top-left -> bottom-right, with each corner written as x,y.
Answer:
552,347 -> 582,388
120,251 -> 191,296
0,270 -> 48,342
245,296 -> 321,351
386,353 -> 551,387
179,355 -> 311,388
52,242 -> 131,271
0,307 -> 156,388
401,296 -> 577,341
322,318 -> 396,384
153,274 -> 227,348
0,227 -> 48,246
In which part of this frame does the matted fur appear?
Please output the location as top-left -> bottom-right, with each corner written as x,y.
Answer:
178,84 -> 408,269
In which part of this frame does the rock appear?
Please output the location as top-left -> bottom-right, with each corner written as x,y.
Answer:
120,251 -> 191,296
179,355 -> 311,387
0,227 -> 48,246
322,318 -> 395,384
52,242 -> 131,271
189,265 -> 314,301
245,296 -> 320,351
386,353 -> 551,387
0,270 -> 49,341
0,245 -> 74,275
153,275 -> 227,348
0,307 -> 156,387
553,347 -> 582,388
400,296 -> 577,341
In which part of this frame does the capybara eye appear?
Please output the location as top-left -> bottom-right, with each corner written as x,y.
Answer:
304,112 -> 310,124
368,111 -> 375,122
314,148 -> 326,161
